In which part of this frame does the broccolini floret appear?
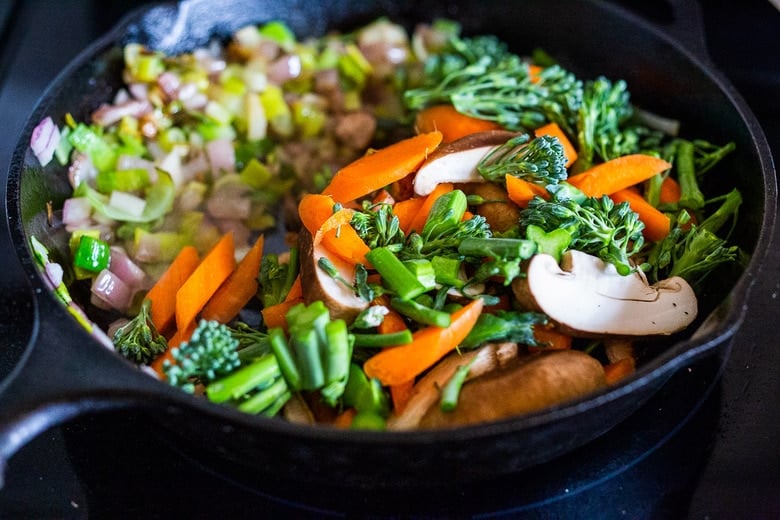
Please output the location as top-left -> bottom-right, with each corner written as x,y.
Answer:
478,133 -> 568,185
112,299 -> 168,364
520,192 -> 645,275
164,320 -> 240,393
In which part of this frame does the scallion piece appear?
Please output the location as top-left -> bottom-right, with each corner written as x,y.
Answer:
366,247 -> 427,301
390,297 -> 451,328
351,330 -> 413,348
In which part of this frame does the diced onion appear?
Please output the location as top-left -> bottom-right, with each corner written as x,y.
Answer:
109,246 -> 148,290
108,190 -> 146,217
91,269 -> 133,312
206,137 -> 236,175
30,116 -> 60,166
62,197 -> 93,227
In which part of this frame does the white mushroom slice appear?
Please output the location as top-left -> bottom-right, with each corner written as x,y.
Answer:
413,130 -> 517,196
298,229 -> 368,322
513,250 -> 697,336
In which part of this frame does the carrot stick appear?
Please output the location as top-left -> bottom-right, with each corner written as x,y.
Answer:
392,197 -> 425,234
659,176 -> 682,204
374,302 -> 415,413
363,298 -> 484,386
390,380 -> 415,414
284,275 -> 303,303
415,105 -> 501,143
567,154 -> 672,197
333,408 -> 357,428
200,235 -> 265,323
151,320 -> 197,377
299,193 -> 370,265
321,131 -> 443,203
175,232 -> 236,333
534,122 -> 577,168
505,174 -> 549,207
529,324 -> 572,353
261,299 -> 301,331
145,245 -> 200,336
604,357 -> 636,385
407,182 -> 453,233
611,188 -> 671,242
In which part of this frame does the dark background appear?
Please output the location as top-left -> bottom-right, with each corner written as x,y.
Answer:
0,0 -> 778,517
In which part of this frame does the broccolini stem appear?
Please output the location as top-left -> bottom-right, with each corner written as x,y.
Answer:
390,297 -> 451,328
440,360 -> 475,412
458,237 -> 537,259
291,327 -> 325,390
352,330 -> 414,348
206,352 -> 280,403
676,139 -> 705,211
237,376 -> 289,414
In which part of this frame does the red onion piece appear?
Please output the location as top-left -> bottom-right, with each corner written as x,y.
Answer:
206,138 -> 236,175
267,54 -> 302,85
45,262 -> 64,288
91,269 -> 133,312
92,98 -> 153,127
30,116 -> 60,166
109,246 -> 148,291
62,197 -> 93,228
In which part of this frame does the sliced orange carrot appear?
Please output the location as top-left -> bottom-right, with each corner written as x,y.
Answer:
372,188 -> 395,206
151,320 -> 197,378
261,299 -> 302,331
321,131 -> 443,203
528,64 -> 543,83
415,105 -> 501,143
611,188 -> 671,242
567,154 -> 672,197
529,324 -> 572,353
392,197 -> 425,234
407,182 -> 453,234
604,357 -> 636,385
390,380 -> 415,414
505,174 -> 549,207
363,298 -> 484,386
333,408 -> 357,428
284,274 -> 303,303
145,245 -> 200,336
200,235 -> 265,324
659,175 -> 682,205
175,232 -> 236,333
298,193 -> 370,265
534,122 -> 578,168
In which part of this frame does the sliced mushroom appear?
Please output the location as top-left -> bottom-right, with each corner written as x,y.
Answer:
419,349 -> 606,429
413,130 -> 517,196
387,342 -> 519,430
513,250 -> 698,337
298,228 -> 368,322
460,181 -> 521,232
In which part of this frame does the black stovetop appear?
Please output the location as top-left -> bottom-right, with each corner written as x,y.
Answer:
0,1 -> 778,518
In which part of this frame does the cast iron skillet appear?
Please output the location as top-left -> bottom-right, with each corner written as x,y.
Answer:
1,0 -> 776,489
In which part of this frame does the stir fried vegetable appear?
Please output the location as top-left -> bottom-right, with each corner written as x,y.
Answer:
29,17 -> 744,429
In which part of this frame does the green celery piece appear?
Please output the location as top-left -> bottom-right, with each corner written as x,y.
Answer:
402,259 -> 437,291
431,256 -> 464,289
77,170 -> 175,223
320,319 -> 352,406
239,158 -> 272,189
95,168 -> 151,194
458,237 -> 537,260
422,190 -> 468,239
350,411 -> 386,430
366,247 -> 427,301
68,123 -> 117,173
268,327 -> 302,391
440,359 -> 476,412
290,327 -> 325,390
258,20 -> 297,51
343,364 -> 389,416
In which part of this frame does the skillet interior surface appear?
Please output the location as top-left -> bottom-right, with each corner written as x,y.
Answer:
4,0 -> 775,487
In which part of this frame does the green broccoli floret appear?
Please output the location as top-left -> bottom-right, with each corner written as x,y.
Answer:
461,310 -> 548,349
112,299 -> 167,364
163,320 -> 240,393
520,192 -> 645,275
478,133 -> 568,185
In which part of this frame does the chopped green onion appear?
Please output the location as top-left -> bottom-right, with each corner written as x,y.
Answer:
440,359 -> 476,412
351,329 -> 413,348
207,352 -> 280,403
390,297 -> 451,328
366,247 -> 427,301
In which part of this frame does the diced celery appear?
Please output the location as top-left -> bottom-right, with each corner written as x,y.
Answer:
244,93 -> 267,141
402,258 -> 436,291
77,170 -> 175,223
95,168 -> 150,194
338,43 -> 373,88
291,97 -> 326,138
68,123 -> 117,173
239,158 -> 272,189
133,53 -> 165,82
205,100 -> 234,125
260,85 -> 293,138
258,20 -> 296,51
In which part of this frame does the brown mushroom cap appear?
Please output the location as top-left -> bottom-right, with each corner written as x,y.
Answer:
412,130 -> 518,196
419,349 -> 606,429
